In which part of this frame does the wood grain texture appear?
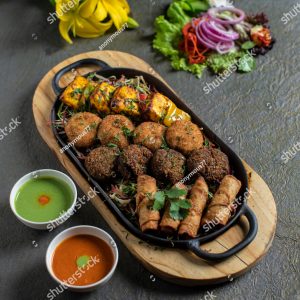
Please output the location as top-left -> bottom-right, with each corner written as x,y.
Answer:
32,51 -> 277,286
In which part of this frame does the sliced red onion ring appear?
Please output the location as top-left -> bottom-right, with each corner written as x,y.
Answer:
202,21 -> 239,43
209,20 -> 239,39
216,41 -> 234,54
208,7 -> 245,25
194,18 -> 236,53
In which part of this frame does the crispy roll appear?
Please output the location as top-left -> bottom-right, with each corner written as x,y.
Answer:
178,177 -> 208,238
201,175 -> 241,228
136,175 -> 160,232
160,183 -> 188,234
60,76 -> 88,109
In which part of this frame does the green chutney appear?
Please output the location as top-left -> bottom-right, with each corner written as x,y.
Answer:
14,176 -> 73,222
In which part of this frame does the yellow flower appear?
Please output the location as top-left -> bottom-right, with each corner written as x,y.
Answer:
56,0 -> 136,44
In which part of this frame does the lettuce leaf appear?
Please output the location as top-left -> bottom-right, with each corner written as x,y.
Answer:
206,51 -> 256,74
171,56 -> 206,78
153,1 -> 208,77
153,15 -> 181,58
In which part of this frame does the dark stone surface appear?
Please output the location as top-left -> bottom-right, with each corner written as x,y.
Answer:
0,0 -> 299,299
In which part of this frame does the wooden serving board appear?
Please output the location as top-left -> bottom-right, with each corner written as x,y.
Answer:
32,51 -> 277,286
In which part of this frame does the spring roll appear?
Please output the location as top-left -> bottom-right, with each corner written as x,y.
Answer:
201,175 -> 241,228
160,183 -> 188,235
178,177 -> 208,238
136,175 -> 160,232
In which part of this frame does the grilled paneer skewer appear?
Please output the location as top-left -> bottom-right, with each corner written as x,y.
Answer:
60,76 -> 88,109
90,82 -> 116,114
136,175 -> 160,232
110,86 -> 141,117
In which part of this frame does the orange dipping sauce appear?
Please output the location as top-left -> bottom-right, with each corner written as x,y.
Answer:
52,235 -> 114,286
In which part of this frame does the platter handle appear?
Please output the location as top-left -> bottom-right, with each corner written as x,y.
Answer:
52,58 -> 111,95
187,204 -> 258,261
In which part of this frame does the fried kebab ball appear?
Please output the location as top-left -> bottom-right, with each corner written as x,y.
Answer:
110,86 -> 141,117
117,145 -> 153,180
133,122 -> 166,152
187,147 -> 230,183
165,120 -> 204,155
64,112 -> 101,148
84,146 -> 120,181
97,115 -> 135,149
151,149 -> 186,185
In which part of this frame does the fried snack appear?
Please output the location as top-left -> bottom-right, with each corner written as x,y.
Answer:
64,112 -> 101,148
201,175 -> 242,228
110,86 -> 141,117
166,120 -> 204,155
97,115 -> 135,149
141,92 -> 170,123
80,81 -> 98,106
163,103 -> 191,127
60,76 -> 88,109
140,92 -> 191,126
136,175 -> 160,232
160,183 -> 188,234
178,177 -> 208,238
133,122 -> 166,152
84,146 -> 119,181
90,81 -> 116,114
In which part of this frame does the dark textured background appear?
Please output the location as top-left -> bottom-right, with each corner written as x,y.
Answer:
0,0 -> 299,299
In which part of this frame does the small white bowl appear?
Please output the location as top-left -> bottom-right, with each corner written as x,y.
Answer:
46,226 -> 119,292
10,169 -> 77,230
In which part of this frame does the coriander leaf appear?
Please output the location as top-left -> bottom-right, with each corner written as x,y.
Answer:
165,187 -> 187,199
176,199 -> 191,209
107,143 -> 118,148
169,209 -> 182,220
170,201 -> 181,219
237,52 -> 256,73
153,191 -> 166,210
241,41 -> 256,50
169,201 -> 190,220
179,208 -> 190,220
